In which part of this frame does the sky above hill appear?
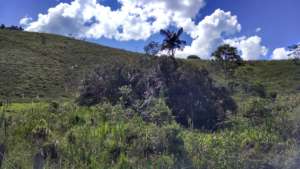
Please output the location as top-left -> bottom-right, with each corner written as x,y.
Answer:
1,0 -> 299,60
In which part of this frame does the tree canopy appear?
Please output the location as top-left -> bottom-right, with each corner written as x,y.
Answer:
212,44 -> 243,78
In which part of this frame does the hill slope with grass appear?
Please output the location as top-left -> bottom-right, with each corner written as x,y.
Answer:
0,29 -> 142,100
0,29 -> 300,101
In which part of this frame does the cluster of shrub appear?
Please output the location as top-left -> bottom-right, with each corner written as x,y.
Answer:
78,56 -> 237,130
0,24 -> 23,31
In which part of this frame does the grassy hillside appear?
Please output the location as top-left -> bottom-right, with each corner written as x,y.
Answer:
188,59 -> 300,94
0,29 -> 299,101
0,29 -> 141,100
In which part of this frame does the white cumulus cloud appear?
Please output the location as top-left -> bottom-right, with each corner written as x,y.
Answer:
19,17 -> 33,27
224,36 -> 268,60
21,0 -> 269,60
271,48 -> 290,60
177,10 -> 268,60
23,0 -> 205,40
177,9 -> 242,59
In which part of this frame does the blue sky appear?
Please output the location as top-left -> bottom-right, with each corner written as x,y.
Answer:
201,0 -> 300,50
0,0 -> 299,60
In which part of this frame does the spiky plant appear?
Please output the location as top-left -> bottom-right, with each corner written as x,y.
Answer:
160,28 -> 186,57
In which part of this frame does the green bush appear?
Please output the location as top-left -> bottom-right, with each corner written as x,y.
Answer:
242,98 -> 271,125
31,119 -> 52,142
143,97 -> 173,126
242,82 -> 267,98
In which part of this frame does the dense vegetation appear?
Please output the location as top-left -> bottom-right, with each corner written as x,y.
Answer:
1,92 -> 300,168
78,56 -> 236,130
0,29 -> 300,169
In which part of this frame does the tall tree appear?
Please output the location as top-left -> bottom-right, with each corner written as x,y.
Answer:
0,24 -> 5,29
212,44 -> 243,79
160,28 -> 186,57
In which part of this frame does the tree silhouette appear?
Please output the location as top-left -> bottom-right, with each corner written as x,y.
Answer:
160,28 -> 186,57
212,44 -> 243,79
0,24 -> 5,29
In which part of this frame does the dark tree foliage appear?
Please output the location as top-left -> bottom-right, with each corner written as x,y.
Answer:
157,57 -> 236,130
8,26 -> 24,31
0,24 -> 23,31
160,28 -> 186,57
212,44 -> 243,78
78,57 -> 237,130
78,63 -> 133,106
187,55 -> 201,60
144,41 -> 161,57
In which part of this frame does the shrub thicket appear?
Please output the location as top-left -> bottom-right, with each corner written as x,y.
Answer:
78,57 -> 237,130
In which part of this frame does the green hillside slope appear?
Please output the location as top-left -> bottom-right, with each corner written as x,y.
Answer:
0,29 -> 141,100
0,29 -> 299,101
188,60 -> 300,94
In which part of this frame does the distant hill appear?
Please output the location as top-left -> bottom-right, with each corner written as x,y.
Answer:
0,29 -> 299,101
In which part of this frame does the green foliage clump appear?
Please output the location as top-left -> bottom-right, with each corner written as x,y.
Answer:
30,119 -> 52,142
143,97 -> 173,126
243,82 -> 267,98
242,98 -> 272,125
